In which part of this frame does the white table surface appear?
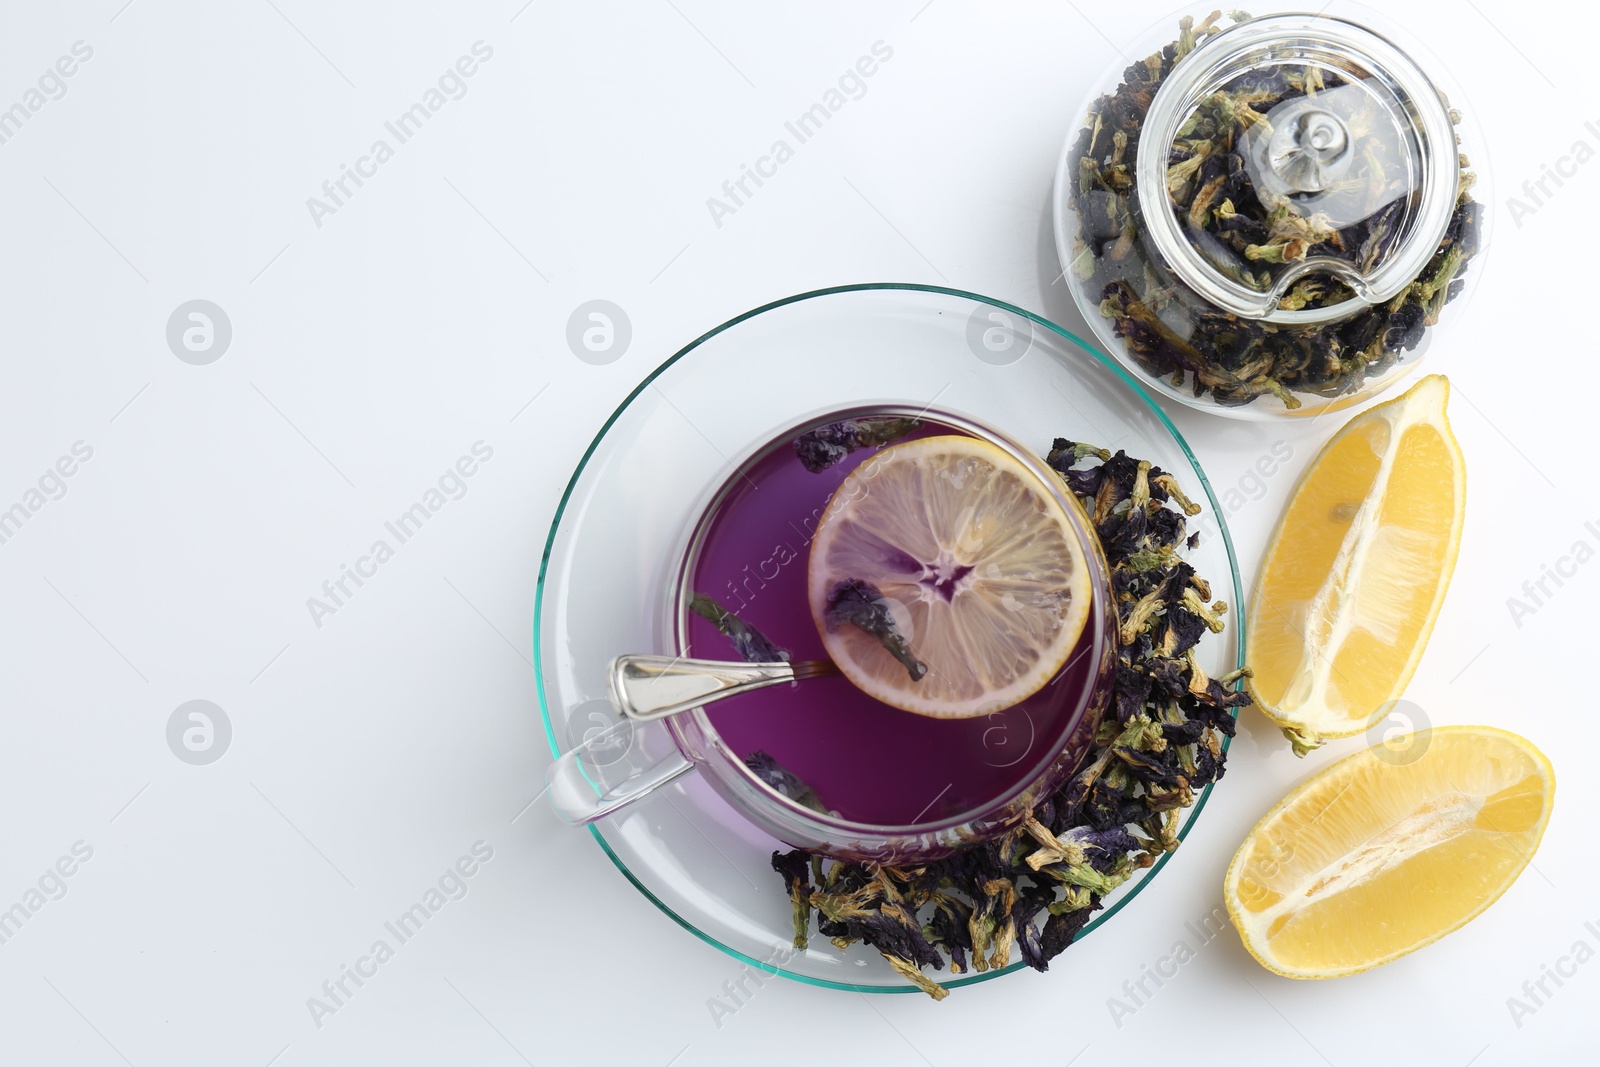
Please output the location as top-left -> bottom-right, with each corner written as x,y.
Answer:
0,1 -> 1591,1063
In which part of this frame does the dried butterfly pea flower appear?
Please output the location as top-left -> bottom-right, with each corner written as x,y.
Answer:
689,593 -> 789,663
823,579 -> 928,681
1040,904 -> 1099,961
744,750 -> 829,816
770,849 -> 814,951
793,416 -> 923,473
1013,880 -> 1058,972
922,893 -> 974,974
807,867 -> 951,999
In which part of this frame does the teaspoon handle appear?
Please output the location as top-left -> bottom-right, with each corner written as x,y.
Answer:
608,654 -> 835,722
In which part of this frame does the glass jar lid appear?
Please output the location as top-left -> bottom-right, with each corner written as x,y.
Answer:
1135,13 -> 1460,324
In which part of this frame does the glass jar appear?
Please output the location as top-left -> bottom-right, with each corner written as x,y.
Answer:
1053,5 -> 1487,419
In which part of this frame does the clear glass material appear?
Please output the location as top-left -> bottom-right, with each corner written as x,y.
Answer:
535,284 -> 1244,991
661,405 -> 1116,864
543,405 -> 1118,864
1052,4 -> 1490,420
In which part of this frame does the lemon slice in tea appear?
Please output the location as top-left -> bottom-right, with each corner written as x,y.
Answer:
807,435 -> 1093,719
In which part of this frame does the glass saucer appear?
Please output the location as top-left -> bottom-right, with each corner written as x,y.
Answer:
534,284 -> 1244,992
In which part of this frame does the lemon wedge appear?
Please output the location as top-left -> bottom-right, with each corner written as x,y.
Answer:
1247,374 -> 1464,746
1225,726 -> 1554,979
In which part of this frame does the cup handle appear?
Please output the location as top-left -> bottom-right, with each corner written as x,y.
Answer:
544,741 -> 694,826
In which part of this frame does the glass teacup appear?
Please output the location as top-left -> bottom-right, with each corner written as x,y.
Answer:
546,405 -> 1115,864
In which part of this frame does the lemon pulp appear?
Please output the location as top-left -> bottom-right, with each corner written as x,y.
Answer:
1247,374 -> 1465,741
1225,726 -> 1554,978
807,435 -> 1093,719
